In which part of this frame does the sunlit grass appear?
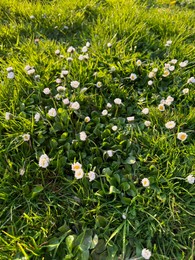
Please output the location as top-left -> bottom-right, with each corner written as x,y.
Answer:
0,0 -> 195,259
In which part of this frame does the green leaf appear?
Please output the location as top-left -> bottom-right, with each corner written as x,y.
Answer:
58,222 -> 70,233
121,196 -> 131,205
102,129 -> 111,138
106,222 -> 125,245
78,230 -> 93,251
90,234 -> 99,249
47,237 -> 59,251
91,239 -> 106,254
31,185 -> 43,198
107,242 -> 118,259
114,173 -> 120,184
102,168 -> 112,175
66,235 -> 75,253
109,186 -> 120,194
60,132 -> 68,139
121,182 -> 130,191
96,216 -> 107,228
79,250 -> 89,260
74,229 -> 93,253
50,138 -> 58,149
124,155 -> 136,165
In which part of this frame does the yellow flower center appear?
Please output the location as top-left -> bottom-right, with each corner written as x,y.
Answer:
74,165 -> 80,170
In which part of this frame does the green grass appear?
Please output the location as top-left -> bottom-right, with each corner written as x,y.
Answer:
0,0 -> 195,259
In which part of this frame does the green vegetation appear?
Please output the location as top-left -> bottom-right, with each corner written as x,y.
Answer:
0,0 -> 195,259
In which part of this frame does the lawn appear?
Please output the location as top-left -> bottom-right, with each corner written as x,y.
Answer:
0,0 -> 195,259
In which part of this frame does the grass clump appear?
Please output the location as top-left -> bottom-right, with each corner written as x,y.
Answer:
0,0 -> 195,259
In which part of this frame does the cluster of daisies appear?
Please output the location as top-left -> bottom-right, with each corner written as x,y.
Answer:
4,39 -> 195,190
143,95 -> 188,141
71,162 -> 96,181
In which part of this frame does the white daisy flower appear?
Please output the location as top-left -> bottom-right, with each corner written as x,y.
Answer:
69,101 -> 80,110
79,131 -> 87,141
112,125 -> 118,131
187,77 -> 195,84
96,81 -> 102,88
164,63 -> 171,69
179,60 -> 188,67
62,98 -> 70,105
106,103 -> 112,108
127,116 -> 135,122
170,59 -> 177,64
88,171 -> 96,182
55,94 -> 62,100
148,80 -> 153,86
114,98 -> 122,105
57,86 -> 66,92
165,40 -> 172,47
56,78 -> 62,84
34,112 -> 41,122
136,59 -> 142,66
43,88 -> 50,95
152,68 -> 158,73
144,121 -> 151,127
78,55 -> 84,61
186,174 -> 195,184
35,75 -> 40,81
67,57 -> 73,62
22,134 -> 30,141
48,108 -> 57,117
61,70 -> 69,77
81,46 -> 88,53
102,109 -> 108,116
107,150 -> 113,157
71,81 -> 80,89
165,95 -> 174,106
148,71 -> 155,78
158,104 -> 165,111
19,168 -> 25,176
24,65 -> 31,71
67,46 -> 75,53
7,72 -> 15,79
6,67 -> 13,72
5,112 -> 12,120
177,132 -> 188,141
74,169 -> 84,179
27,69 -> 35,75
130,73 -> 137,81
142,108 -> 149,115
39,154 -> 50,168
182,88 -> 189,94
122,213 -> 127,219
84,116 -> 90,123
169,65 -> 175,71
141,178 -> 150,187
165,121 -> 176,129
72,162 -> 82,171
162,70 -> 170,77
141,248 -> 152,259
55,49 -> 60,55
